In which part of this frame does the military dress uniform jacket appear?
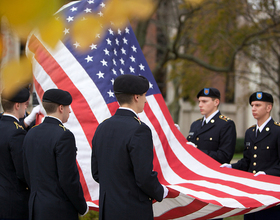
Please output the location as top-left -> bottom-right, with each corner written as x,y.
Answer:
187,112 -> 236,164
0,115 -> 29,219
23,117 -> 87,220
232,118 -> 280,176
91,109 -> 164,220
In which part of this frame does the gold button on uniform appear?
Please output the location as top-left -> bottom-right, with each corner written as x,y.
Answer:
253,170 -> 256,174
254,146 -> 257,150
254,154 -> 257,158
253,162 -> 256,166
210,137 -> 212,140
267,146 -> 269,149
196,137 -> 199,141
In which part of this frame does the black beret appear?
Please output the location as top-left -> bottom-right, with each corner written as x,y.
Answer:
1,87 -> 30,103
42,89 -> 72,105
113,74 -> 149,94
197,88 -> 220,99
249,91 -> 273,104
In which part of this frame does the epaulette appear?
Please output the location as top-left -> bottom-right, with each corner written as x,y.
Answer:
14,121 -> 24,130
59,124 -> 68,131
134,116 -> 141,125
219,115 -> 232,122
274,121 -> 280,127
31,124 -> 39,129
248,124 -> 255,129
196,117 -> 203,122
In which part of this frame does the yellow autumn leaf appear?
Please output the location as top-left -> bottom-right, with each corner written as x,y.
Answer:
184,0 -> 204,5
102,0 -> 155,30
1,57 -> 33,98
125,0 -> 155,19
0,0 -> 61,39
0,34 -> 3,61
72,14 -> 104,51
102,0 -> 130,30
39,17 -> 64,49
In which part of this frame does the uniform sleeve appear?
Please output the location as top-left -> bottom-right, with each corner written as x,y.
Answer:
129,124 -> 164,202
56,130 -> 87,215
10,128 -> 27,183
263,130 -> 280,176
91,130 -> 99,183
204,120 -> 236,164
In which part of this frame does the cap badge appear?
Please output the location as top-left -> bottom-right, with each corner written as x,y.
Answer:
256,92 -> 262,99
204,88 -> 209,95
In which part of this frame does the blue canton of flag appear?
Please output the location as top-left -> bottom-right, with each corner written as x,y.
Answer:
58,0 -> 160,104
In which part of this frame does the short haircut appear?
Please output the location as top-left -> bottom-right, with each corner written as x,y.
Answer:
1,99 -> 15,112
115,93 -> 134,105
42,102 -> 60,114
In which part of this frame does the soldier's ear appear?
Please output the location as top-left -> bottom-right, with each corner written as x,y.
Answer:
214,98 -> 220,107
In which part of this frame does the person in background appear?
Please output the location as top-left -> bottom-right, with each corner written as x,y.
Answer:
187,87 -> 236,164
91,74 -> 168,220
0,87 -> 30,220
221,91 -> 280,219
23,88 -> 88,220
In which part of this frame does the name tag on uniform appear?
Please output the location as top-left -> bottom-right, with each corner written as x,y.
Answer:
188,132 -> 194,136
246,142 -> 250,146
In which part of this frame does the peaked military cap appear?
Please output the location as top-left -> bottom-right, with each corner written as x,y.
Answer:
42,89 -> 72,105
114,74 -> 149,94
249,91 -> 273,104
197,87 -> 220,99
1,87 -> 30,103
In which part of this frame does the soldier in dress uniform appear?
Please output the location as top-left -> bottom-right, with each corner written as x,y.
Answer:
187,87 -> 236,164
0,87 -> 30,220
221,91 -> 280,219
91,74 -> 168,220
22,88 -> 88,220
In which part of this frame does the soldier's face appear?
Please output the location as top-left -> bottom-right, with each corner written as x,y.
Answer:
135,93 -> 147,114
18,102 -> 27,118
62,105 -> 71,123
198,97 -> 219,118
251,101 -> 272,120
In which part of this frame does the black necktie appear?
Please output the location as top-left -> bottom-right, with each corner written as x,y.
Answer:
256,129 -> 260,138
201,120 -> 206,127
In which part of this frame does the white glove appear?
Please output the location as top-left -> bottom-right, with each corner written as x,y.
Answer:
24,105 -> 41,126
174,124 -> 180,131
162,185 -> 168,199
187,141 -> 197,148
220,163 -> 232,168
254,171 -> 266,177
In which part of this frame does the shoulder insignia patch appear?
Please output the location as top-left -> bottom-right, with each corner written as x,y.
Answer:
248,124 -> 255,129
219,115 -> 231,122
14,121 -> 24,130
134,116 -> 141,125
59,124 -> 68,131
274,121 -> 280,126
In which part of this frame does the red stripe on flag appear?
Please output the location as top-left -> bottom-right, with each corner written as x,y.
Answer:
28,35 -> 93,201
154,198 -> 208,219
28,35 -> 98,145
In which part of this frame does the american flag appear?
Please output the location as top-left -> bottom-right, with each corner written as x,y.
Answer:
26,0 -> 280,219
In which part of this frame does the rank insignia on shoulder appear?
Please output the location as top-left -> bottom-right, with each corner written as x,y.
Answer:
134,116 -> 141,125
59,124 -> 68,131
14,122 -> 24,130
249,124 -> 255,129
274,121 -> 280,126
219,115 -> 231,122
